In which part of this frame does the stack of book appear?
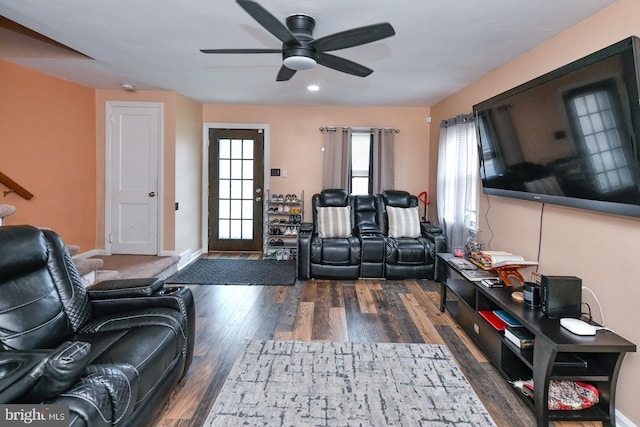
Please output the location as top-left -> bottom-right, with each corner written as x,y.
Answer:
478,309 -> 522,331
504,327 -> 535,349
478,309 -> 535,349
470,251 -> 538,269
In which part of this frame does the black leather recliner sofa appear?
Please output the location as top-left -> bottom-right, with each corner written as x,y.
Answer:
0,225 -> 195,427
297,189 -> 447,281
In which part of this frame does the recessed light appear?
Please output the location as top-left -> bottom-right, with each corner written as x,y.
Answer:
307,84 -> 320,92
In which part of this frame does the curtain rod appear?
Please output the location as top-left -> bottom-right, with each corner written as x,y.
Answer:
319,126 -> 400,133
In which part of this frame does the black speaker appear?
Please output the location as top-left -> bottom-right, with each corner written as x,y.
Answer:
540,275 -> 582,319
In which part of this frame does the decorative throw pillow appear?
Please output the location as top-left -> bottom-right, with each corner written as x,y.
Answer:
387,206 -> 421,238
317,206 -> 352,238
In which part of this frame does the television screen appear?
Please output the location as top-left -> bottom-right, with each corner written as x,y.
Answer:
474,37 -> 640,218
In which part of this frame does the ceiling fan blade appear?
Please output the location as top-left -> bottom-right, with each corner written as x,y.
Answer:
311,23 -> 395,52
317,53 -> 373,77
276,65 -> 297,81
200,48 -> 281,54
237,0 -> 300,46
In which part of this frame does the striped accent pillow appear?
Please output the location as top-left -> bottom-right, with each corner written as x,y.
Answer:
387,206 -> 421,238
317,206 -> 352,238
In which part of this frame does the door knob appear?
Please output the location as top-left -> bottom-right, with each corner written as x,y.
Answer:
255,196 -> 262,202
148,191 -> 156,197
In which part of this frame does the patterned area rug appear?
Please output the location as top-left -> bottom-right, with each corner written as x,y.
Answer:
205,340 -> 496,426
165,259 -> 295,286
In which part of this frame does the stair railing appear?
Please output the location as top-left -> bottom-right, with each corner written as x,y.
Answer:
0,171 -> 34,199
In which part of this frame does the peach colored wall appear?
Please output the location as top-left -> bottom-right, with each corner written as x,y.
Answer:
0,59 -> 96,250
430,0 -> 640,423
202,105 -> 432,222
175,94 -> 203,260
94,90 -> 178,253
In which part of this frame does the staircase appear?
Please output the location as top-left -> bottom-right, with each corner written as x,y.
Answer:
0,204 -> 16,226
0,204 -> 121,286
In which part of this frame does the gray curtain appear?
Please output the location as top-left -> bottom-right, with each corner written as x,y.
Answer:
322,127 -> 352,190
371,127 -> 395,193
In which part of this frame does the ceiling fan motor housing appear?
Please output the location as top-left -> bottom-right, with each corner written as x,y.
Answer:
283,14 -> 318,69
286,14 -> 315,39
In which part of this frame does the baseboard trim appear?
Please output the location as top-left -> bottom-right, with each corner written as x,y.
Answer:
616,409 -> 637,427
178,248 -> 203,270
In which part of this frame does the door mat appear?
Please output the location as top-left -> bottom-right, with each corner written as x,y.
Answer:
165,258 -> 296,286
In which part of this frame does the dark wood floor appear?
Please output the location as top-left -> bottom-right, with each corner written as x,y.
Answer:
154,253 -> 600,427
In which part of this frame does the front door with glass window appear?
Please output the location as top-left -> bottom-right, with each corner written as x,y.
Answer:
208,129 -> 264,251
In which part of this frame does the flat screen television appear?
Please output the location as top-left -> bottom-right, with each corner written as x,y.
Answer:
474,37 -> 640,218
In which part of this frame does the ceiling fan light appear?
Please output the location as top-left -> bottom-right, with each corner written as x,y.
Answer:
283,55 -> 316,71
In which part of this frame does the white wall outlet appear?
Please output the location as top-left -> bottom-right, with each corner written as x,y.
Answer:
474,324 -> 480,334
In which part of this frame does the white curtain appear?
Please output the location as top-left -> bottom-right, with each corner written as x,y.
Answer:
436,114 -> 480,250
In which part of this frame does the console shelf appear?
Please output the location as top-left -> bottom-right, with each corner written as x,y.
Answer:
438,253 -> 636,427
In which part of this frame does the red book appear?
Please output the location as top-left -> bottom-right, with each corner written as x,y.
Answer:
478,310 -> 509,331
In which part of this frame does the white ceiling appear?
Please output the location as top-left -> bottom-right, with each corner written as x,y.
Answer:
0,0 -> 616,107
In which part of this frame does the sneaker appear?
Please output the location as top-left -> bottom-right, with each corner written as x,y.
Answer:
278,194 -> 284,202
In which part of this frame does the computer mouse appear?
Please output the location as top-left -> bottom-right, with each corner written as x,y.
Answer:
560,318 -> 600,336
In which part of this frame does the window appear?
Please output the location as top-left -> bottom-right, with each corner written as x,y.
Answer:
217,138 -> 254,240
322,127 -> 394,193
351,132 -> 373,194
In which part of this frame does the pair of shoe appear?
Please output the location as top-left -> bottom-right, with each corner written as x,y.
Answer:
271,194 -> 285,202
285,194 -> 298,202
269,227 -> 282,236
268,238 -> 284,246
270,248 -> 290,261
284,226 -> 298,236
289,214 -> 302,224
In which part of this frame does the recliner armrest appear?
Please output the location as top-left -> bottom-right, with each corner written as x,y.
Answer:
420,223 -> 443,235
420,224 -> 448,281
87,277 -> 165,300
299,222 -> 313,234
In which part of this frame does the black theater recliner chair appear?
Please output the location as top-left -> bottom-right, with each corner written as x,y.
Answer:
381,190 -> 448,280
0,225 -> 195,427
297,189 -> 362,280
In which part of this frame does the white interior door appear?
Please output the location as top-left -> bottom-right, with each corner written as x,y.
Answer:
107,102 -> 162,255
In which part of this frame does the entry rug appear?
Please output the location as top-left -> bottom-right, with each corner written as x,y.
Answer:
165,259 -> 295,286
204,340 -> 496,426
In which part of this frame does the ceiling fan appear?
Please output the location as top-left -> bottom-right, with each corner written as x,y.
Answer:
200,0 -> 396,81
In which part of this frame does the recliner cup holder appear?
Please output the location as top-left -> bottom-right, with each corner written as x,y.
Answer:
0,360 -> 22,379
